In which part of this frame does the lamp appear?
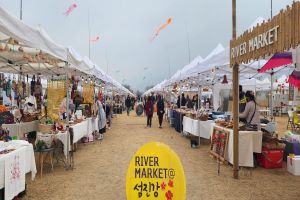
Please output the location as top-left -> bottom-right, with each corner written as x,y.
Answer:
222,75 -> 228,84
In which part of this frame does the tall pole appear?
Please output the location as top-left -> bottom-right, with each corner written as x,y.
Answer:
232,0 -> 239,179
105,48 -> 109,74
270,1 -> 274,121
20,0 -> 23,20
184,21 -> 191,63
167,53 -> 171,79
271,0 -> 273,19
88,10 -> 91,59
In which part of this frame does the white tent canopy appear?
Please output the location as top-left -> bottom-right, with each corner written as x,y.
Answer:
0,5 -> 133,96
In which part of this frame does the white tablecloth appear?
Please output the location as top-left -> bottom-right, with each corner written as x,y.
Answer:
0,141 -> 36,199
56,119 -> 95,157
183,116 -> 213,139
2,121 -> 39,139
86,117 -> 98,136
210,124 -> 262,167
71,120 -> 88,143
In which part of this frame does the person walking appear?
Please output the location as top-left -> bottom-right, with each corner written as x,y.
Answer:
105,102 -> 112,129
156,95 -> 165,128
145,96 -> 154,128
125,95 -> 131,116
96,98 -> 106,140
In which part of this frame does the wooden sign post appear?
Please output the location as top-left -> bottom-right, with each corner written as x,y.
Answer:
230,1 -> 300,179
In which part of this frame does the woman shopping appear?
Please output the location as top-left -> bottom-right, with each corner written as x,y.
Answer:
96,97 -> 106,139
145,96 -> 154,128
239,91 -> 261,130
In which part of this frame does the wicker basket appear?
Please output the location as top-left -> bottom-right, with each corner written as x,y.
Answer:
22,114 -> 37,122
38,123 -> 53,133
199,114 -> 208,121
74,119 -> 84,123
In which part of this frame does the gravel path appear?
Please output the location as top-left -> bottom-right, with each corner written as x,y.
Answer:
24,113 -> 300,200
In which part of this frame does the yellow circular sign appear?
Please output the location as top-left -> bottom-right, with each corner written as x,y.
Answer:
126,142 -> 186,200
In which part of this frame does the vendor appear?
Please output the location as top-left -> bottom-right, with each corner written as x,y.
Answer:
74,92 -> 84,110
186,95 -> 193,109
239,91 -> 260,130
192,94 -> 198,110
239,85 -> 247,113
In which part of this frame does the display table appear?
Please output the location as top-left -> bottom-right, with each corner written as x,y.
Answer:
2,121 -> 39,139
173,110 -> 185,133
71,120 -> 88,143
183,116 -> 213,139
0,141 -> 36,200
210,124 -> 262,167
56,120 -> 90,157
86,117 -> 98,136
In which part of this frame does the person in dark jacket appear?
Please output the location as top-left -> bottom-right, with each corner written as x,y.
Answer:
145,96 -> 154,128
186,95 -> 193,109
192,94 -> 198,110
125,95 -> 131,116
177,93 -> 187,108
156,95 -> 165,128
176,95 -> 180,108
239,85 -> 247,113
181,93 -> 186,107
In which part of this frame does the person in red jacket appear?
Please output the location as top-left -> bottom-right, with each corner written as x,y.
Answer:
145,96 -> 154,128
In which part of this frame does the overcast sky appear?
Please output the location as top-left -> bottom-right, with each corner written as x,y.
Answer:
0,0 -> 294,91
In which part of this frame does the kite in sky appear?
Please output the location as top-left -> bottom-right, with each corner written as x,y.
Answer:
150,18 -> 173,42
142,76 -> 146,80
63,3 -> 77,16
144,67 -> 148,70
90,36 -> 100,42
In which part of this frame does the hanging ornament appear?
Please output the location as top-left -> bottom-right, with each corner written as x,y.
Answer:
221,75 -> 228,84
7,38 -> 14,44
4,44 -> 10,51
18,46 -> 24,52
0,44 -> 4,51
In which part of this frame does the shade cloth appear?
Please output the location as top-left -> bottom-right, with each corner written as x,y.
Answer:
288,70 -> 300,88
258,52 -> 293,73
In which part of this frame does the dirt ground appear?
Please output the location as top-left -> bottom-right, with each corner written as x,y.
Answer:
24,113 -> 300,200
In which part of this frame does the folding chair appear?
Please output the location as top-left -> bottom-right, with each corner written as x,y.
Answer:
292,112 -> 300,130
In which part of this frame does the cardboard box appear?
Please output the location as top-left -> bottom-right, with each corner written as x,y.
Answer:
287,156 -> 300,176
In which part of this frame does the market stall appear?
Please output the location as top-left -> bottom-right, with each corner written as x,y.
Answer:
183,116 -> 213,139
2,121 -> 38,139
210,123 -> 262,167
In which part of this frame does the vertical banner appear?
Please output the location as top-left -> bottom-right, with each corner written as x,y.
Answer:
126,142 -> 186,200
47,79 -> 66,120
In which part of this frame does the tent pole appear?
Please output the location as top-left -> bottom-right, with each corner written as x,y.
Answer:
270,72 -> 274,121
232,0 -> 239,179
198,73 -> 201,110
65,66 -> 72,170
198,84 -> 202,147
